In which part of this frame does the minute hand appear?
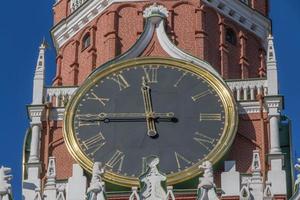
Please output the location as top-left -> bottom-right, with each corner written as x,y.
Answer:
141,78 -> 157,137
77,112 -> 175,121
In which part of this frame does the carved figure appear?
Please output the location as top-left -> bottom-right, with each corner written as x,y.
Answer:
139,156 -> 167,200
197,161 -> 219,200
86,162 -> 106,200
0,166 -> 13,200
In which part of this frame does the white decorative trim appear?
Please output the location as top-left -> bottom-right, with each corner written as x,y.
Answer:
238,101 -> 266,114
27,105 -> 45,124
203,0 -> 271,41
143,3 -> 169,18
51,0 -> 145,49
156,20 -> 223,80
45,86 -> 78,107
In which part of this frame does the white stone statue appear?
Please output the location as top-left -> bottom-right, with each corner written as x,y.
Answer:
0,166 -> 12,200
197,161 -> 219,200
86,162 -> 106,200
290,158 -> 300,200
139,156 -> 167,200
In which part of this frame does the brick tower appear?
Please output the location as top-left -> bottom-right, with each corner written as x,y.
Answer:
22,0 -> 293,200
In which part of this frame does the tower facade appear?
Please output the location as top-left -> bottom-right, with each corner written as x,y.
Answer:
22,0 -> 293,200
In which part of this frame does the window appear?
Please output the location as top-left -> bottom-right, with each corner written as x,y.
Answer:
82,33 -> 91,50
225,28 -> 237,46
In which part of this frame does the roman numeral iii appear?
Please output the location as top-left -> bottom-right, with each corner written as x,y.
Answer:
199,113 -> 222,121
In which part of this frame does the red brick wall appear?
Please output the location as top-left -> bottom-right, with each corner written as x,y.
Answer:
53,1 -> 267,86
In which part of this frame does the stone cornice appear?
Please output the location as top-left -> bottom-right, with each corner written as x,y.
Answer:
26,105 -> 46,124
238,101 -> 266,114
203,0 -> 271,42
51,0 -> 146,50
51,0 -> 271,50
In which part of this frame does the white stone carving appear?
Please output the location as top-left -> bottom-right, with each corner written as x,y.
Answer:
166,186 -> 175,200
33,188 -> 43,200
239,184 -> 251,200
45,86 -> 77,107
203,0 -> 271,42
266,34 -> 278,95
129,187 -> 140,200
56,184 -> 66,200
86,162 -> 106,200
197,161 -> 219,200
44,157 -> 57,200
139,156 -> 167,200
32,41 -> 47,105
71,0 -> 88,12
0,166 -> 12,200
143,3 -> 169,18
263,182 -> 273,200
290,159 -> 300,200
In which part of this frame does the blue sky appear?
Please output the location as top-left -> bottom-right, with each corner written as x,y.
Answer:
0,1 -> 299,199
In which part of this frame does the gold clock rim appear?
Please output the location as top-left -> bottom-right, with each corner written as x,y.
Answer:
63,57 -> 238,187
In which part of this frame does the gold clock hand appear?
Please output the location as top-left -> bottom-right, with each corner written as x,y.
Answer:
141,77 -> 157,137
77,112 -> 175,121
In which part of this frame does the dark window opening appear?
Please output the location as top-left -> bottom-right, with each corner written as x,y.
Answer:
82,33 -> 91,50
225,28 -> 237,46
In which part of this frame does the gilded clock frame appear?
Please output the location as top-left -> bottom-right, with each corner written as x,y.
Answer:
64,57 -> 238,187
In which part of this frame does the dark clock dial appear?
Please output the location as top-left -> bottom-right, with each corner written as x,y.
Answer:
64,58 -> 237,186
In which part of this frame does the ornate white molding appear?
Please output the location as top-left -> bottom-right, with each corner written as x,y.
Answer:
51,0 -> 145,49
264,96 -> 283,116
226,79 -> 267,101
45,86 -> 78,107
27,105 -> 45,124
238,101 -> 266,114
203,0 -> 271,41
143,3 -> 169,18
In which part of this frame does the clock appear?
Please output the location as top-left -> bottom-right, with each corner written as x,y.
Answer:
64,57 -> 237,186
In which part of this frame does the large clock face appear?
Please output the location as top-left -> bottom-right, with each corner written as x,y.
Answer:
64,58 -> 237,186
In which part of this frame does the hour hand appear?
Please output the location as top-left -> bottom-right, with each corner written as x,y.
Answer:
141,77 -> 157,137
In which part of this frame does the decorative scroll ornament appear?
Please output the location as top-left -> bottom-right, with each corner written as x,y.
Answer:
197,161 -> 219,200
86,162 -> 106,200
139,156 -> 167,200
143,3 -> 169,19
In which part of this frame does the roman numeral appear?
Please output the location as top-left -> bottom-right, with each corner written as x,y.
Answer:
105,150 -> 125,172
174,72 -> 187,87
88,92 -> 110,106
110,74 -> 130,91
143,66 -> 158,83
78,121 -> 100,127
81,132 -> 106,156
199,113 -> 222,121
191,90 -> 212,101
174,152 -> 192,171
193,132 -> 215,151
